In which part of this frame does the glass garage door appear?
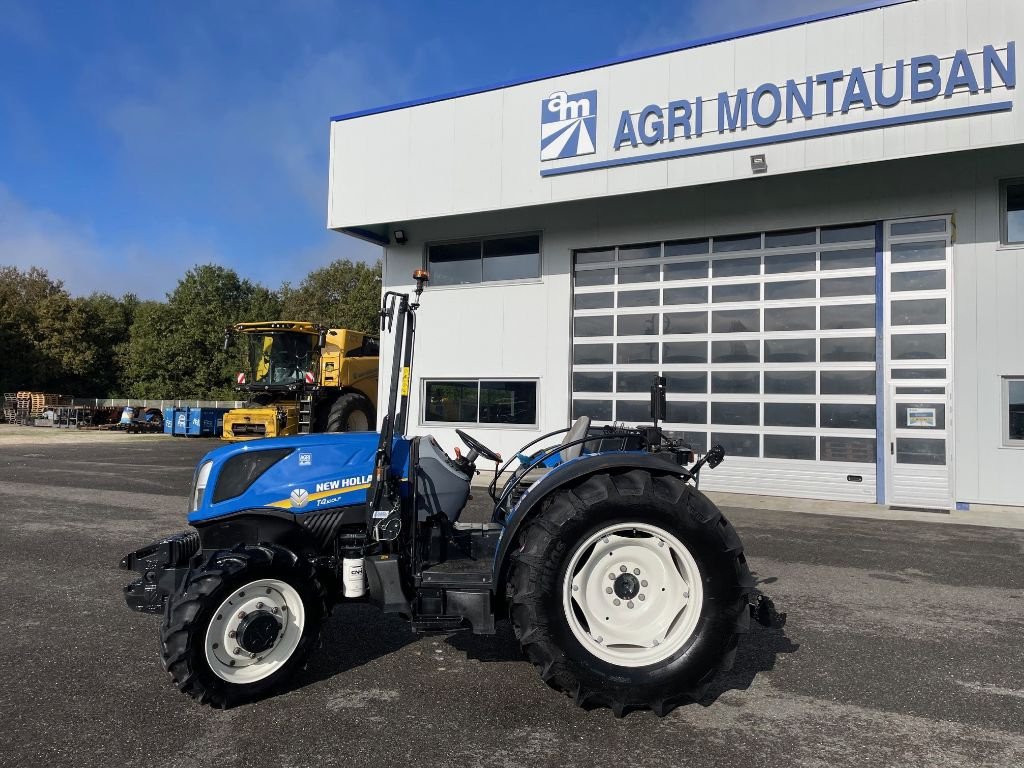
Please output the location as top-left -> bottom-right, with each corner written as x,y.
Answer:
571,224 -> 879,502
883,217 -> 952,509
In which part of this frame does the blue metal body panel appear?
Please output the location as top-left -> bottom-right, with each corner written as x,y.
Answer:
187,432 -> 412,525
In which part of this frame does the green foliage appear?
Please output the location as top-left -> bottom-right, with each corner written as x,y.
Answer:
0,267 -> 105,394
280,259 -> 382,335
122,264 -> 283,399
2,258 -> 381,399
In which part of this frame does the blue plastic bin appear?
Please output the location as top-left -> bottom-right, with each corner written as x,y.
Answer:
162,407 -> 174,434
172,408 -> 189,436
185,407 -> 229,437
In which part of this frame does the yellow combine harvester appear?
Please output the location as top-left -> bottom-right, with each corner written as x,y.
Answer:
222,321 -> 378,441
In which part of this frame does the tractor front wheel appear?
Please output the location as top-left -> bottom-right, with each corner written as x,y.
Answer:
160,544 -> 327,708
507,469 -> 753,716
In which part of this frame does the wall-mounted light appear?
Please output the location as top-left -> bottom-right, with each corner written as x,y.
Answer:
393,229 -> 408,244
750,154 -> 768,175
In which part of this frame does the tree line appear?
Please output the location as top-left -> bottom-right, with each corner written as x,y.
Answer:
0,259 -> 382,399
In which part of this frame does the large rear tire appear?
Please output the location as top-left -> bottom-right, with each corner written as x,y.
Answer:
160,544 -> 327,708
507,469 -> 753,716
324,392 -> 375,432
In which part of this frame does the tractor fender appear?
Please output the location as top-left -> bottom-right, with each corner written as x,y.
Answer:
492,452 -> 691,596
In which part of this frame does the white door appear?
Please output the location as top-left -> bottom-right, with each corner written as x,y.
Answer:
883,217 -> 953,508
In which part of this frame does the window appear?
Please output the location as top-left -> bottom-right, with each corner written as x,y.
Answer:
423,380 -> 537,426
1001,179 -> 1024,245
1004,377 -> 1024,446
570,221 -> 880,463
428,234 -> 540,286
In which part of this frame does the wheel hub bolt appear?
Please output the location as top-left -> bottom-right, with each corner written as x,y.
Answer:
572,585 -> 579,592
627,601 -> 634,609
228,630 -> 236,639
633,568 -> 640,575
272,607 -> 279,615
233,647 -> 242,655
605,587 -> 612,594
641,580 -> 648,587
256,602 -> 264,609
639,594 -> 646,602
613,598 -> 621,606
237,611 -> 247,619
619,565 -> 627,573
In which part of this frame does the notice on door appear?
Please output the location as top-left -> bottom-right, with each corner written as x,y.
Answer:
907,407 -> 937,428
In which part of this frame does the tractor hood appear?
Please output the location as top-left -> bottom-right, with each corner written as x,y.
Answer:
186,432 -> 412,524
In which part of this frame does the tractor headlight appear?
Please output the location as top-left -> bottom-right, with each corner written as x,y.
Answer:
189,461 -> 213,512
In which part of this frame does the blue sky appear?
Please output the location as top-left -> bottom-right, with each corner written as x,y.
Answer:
0,0 -> 853,298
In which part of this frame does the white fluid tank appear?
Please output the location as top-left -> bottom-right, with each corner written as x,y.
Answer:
343,557 -> 366,598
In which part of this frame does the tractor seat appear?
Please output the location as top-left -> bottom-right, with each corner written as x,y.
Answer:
507,416 -> 593,495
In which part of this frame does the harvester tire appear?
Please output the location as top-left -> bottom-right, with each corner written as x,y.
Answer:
507,469 -> 753,717
160,543 -> 327,708
324,392 -> 375,432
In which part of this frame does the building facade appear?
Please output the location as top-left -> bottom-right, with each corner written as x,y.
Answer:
328,0 -> 1024,510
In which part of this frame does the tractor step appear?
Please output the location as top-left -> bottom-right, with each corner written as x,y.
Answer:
419,568 -> 493,588
410,616 -> 467,633
411,589 -> 495,635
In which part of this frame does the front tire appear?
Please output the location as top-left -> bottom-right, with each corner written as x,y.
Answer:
160,544 -> 327,708
507,469 -> 753,716
324,392 -> 375,432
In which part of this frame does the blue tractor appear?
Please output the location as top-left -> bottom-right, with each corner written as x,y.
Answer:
121,270 -> 774,715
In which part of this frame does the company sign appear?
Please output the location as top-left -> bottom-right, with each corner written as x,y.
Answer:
541,90 -> 597,160
539,43 -> 1015,176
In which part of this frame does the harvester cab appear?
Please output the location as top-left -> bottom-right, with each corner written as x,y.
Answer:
221,320 -> 379,440
120,269 -> 781,716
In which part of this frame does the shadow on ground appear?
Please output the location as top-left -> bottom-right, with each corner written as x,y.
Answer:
278,569 -> 798,715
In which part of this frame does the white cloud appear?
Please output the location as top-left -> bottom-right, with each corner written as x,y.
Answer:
0,183 -> 215,298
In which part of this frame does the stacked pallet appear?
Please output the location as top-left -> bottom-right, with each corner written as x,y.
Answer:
2,393 -> 16,424
15,391 -> 60,417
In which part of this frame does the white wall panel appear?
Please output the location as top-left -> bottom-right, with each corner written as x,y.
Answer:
373,147 -> 1024,507
331,0 -> 1023,229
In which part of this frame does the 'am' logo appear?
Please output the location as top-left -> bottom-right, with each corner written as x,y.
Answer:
541,90 -> 597,161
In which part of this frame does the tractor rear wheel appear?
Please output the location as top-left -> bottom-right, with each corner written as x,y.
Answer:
160,544 -> 327,708
507,469 -> 753,716
324,392 -> 375,432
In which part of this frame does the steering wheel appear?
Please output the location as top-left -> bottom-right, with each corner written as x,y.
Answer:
455,429 -> 502,463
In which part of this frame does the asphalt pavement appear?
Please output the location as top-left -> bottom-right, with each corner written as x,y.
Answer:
1,432 -> 1022,768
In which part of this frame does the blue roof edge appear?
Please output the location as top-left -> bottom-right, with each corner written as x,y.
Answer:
329,0 -> 916,123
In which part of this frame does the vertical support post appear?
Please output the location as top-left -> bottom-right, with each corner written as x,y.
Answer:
874,221 -> 886,505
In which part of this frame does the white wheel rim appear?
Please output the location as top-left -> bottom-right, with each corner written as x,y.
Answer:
204,578 -> 306,684
562,522 -> 704,668
346,410 -> 369,431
